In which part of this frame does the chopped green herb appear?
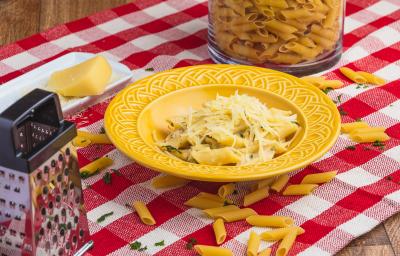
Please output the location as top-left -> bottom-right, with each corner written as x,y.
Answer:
164,145 -> 181,153
130,241 -> 142,250
363,146 -> 371,151
356,84 -> 368,89
372,140 -> 385,150
386,176 -> 393,181
100,127 -> 106,134
155,240 -> 165,246
337,94 -> 343,104
186,238 -> 197,250
232,189 -> 239,195
138,246 -> 147,252
239,133 -> 244,138
322,87 -> 333,94
111,168 -> 122,176
355,118 -> 362,122
97,211 -> 114,223
338,107 -> 348,116
103,172 -> 112,185
80,171 -> 90,179
345,145 -> 356,150
145,67 -> 154,72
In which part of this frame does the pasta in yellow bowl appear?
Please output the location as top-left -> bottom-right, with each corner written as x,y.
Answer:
104,65 -> 340,182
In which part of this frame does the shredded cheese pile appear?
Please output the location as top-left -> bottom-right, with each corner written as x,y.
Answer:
156,92 -> 300,166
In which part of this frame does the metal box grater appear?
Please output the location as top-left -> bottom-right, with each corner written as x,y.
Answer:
0,89 -> 89,256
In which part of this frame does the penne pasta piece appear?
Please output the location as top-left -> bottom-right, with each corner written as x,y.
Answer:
282,184 -> 318,195
280,9 -> 312,19
218,183 -> 236,198
270,53 -> 302,64
276,228 -> 298,256
283,19 -> 307,31
301,171 -> 337,184
247,231 -> 261,256
339,67 -> 367,84
264,20 -> 298,34
198,192 -> 232,204
323,5 -> 338,28
215,208 -> 258,222
301,76 -> 326,85
258,248 -> 272,256
151,175 -> 189,188
251,177 -> 276,191
73,130 -> 112,147
271,174 -> 290,192
194,245 -> 233,256
246,215 -> 294,228
243,187 -> 269,206
79,157 -> 113,177
341,122 -> 369,133
350,132 -> 390,143
184,196 -> 225,210
297,12 -> 326,23
213,218 -> 227,245
284,42 -> 319,58
357,71 -> 386,85
310,24 -> 338,41
255,0 -> 289,8
204,205 -> 241,218
319,79 -> 344,89
224,0 -> 245,16
132,201 -> 156,225
351,127 -> 386,134
232,43 -> 260,60
261,226 -> 305,241
298,37 -> 317,48
308,33 -> 335,49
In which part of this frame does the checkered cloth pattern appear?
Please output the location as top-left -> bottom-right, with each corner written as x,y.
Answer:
1,0 -> 400,255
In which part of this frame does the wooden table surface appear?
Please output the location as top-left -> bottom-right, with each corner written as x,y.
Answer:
0,1 -> 399,255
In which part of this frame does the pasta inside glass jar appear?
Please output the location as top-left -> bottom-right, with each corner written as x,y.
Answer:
208,0 -> 344,75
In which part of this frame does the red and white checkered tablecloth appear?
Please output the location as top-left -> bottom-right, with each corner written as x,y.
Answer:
1,0 -> 400,255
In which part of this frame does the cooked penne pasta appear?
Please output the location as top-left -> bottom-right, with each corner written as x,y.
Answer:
246,215 -> 294,227
213,218 -> 227,245
194,245 -> 233,256
247,231 -> 261,256
341,122 -> 369,133
357,71 -> 386,85
350,132 -> 390,143
339,67 -> 367,84
133,201 -> 156,225
350,127 -> 386,134
215,208 -> 258,222
276,228 -> 298,256
258,248 -> 272,256
301,171 -> 337,184
282,184 -> 318,195
271,174 -> 290,192
79,157 -> 113,177
184,196 -> 225,210
243,187 -> 269,206
151,175 -> 189,188
218,183 -> 236,198
260,226 -> 305,241
203,205 -> 241,218
251,177 -> 276,191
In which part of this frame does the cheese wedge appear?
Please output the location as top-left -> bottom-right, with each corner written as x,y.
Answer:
48,55 -> 112,97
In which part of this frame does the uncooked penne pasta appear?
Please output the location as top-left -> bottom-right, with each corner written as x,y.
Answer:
351,127 -> 386,134
357,71 -> 386,85
282,184 -> 318,195
198,192 -> 232,204
151,175 -> 189,188
184,196 -> 225,210
79,157 -> 113,177
301,76 -> 326,85
218,183 -> 236,198
323,5 -> 338,28
73,130 -> 111,147
319,79 -> 344,89
258,248 -> 272,256
251,177 -> 275,191
339,67 -> 367,84
301,171 -> 337,184
276,228 -> 298,256
310,24 -> 337,41
341,122 -> 369,133
280,9 -> 312,19
271,174 -> 290,192
255,0 -> 289,8
261,226 -> 305,241
215,208 -> 258,222
225,0 -> 245,16
270,53 -> 302,64
133,201 -> 156,225
243,187 -> 269,207
284,42 -> 318,58
350,132 -> 390,143
194,245 -> 233,256
247,231 -> 261,256
213,218 -> 227,245
203,205 -> 240,218
264,20 -> 298,34
246,215 -> 294,228
308,33 -> 335,49
298,37 -> 317,48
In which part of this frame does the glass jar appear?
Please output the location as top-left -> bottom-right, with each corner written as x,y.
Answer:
208,0 -> 344,75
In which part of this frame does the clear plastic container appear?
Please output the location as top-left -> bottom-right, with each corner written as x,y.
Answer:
208,0 -> 344,75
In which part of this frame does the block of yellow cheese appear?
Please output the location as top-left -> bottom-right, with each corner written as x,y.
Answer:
48,55 -> 112,97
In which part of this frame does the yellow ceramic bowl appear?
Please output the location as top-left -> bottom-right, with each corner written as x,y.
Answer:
105,65 -> 340,182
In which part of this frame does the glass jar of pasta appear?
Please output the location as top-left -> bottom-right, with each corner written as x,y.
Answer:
208,0 -> 344,75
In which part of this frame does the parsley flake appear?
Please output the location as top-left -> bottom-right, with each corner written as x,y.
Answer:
372,140 -> 385,150
186,238 -> 197,250
356,84 -> 368,89
155,240 -> 165,246
111,169 -> 122,176
145,67 -> 154,72
138,246 -> 147,252
337,94 -> 343,104
103,172 -> 112,185
97,211 -> 114,223
100,127 -> 106,134
322,87 -> 333,94
338,107 -> 348,116
130,241 -> 141,250
345,145 -> 356,150
163,145 -> 181,153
